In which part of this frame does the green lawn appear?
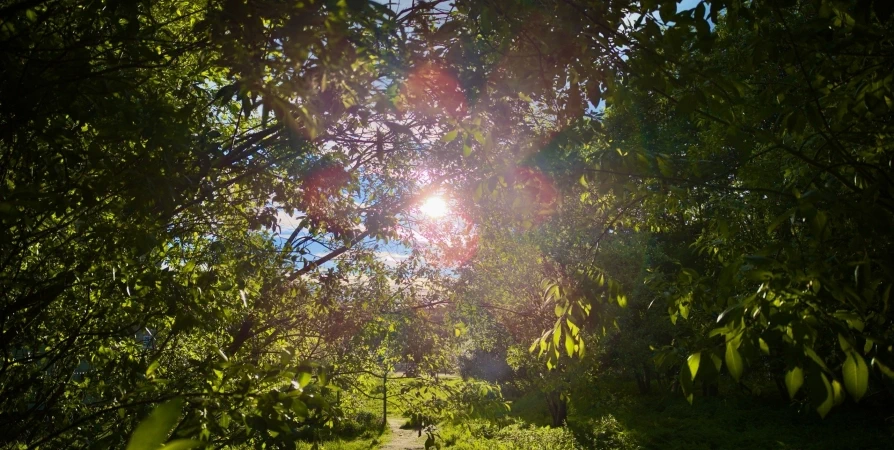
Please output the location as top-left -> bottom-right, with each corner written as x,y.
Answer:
299,375 -> 894,449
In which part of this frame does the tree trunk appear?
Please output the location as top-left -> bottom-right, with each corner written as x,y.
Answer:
635,364 -> 652,394
634,371 -> 645,393
382,372 -> 388,430
545,391 -> 568,427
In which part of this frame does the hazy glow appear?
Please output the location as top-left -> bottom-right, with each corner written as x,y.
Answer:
420,196 -> 449,218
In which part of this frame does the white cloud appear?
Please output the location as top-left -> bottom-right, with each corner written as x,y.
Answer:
375,250 -> 410,268
276,209 -> 304,234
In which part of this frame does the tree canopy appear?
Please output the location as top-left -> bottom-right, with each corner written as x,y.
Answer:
2,0 -> 894,448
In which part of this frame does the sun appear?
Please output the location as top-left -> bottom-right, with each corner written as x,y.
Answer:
419,196 -> 449,218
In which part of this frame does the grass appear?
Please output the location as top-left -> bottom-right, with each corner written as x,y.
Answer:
293,431 -> 387,450
438,419 -> 579,450
291,373 -> 437,448
299,374 -> 894,449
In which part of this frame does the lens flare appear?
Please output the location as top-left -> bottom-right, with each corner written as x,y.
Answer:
420,196 -> 449,218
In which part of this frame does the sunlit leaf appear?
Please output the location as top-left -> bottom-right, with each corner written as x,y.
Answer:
831,379 -> 845,406
842,351 -> 869,402
442,129 -> 458,143
687,352 -> 701,381
725,342 -> 744,382
126,398 -> 183,450
160,440 -> 204,450
816,373 -> 834,418
785,367 -> 804,399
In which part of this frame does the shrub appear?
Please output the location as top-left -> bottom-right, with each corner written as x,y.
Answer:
440,419 -> 581,450
494,423 -> 581,450
567,414 -> 641,450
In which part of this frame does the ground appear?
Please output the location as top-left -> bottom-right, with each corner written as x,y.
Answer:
380,417 -> 425,450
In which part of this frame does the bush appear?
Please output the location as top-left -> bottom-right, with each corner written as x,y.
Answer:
440,419 -> 581,450
335,410 -> 380,437
493,423 -> 581,450
567,414 -> 641,450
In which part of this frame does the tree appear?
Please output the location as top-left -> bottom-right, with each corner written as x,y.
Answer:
6,2 -> 894,449
447,0 -> 894,418
0,0 -> 481,446
505,0 -> 894,416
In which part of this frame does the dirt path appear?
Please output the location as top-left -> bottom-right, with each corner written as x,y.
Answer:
380,417 -> 425,450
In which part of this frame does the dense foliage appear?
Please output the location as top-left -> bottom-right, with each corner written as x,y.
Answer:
3,0 -> 894,448
453,0 -> 894,423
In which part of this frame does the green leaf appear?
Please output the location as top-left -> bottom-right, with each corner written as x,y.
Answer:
554,301 -> 566,317
831,379 -> 845,406
146,360 -> 160,378
758,338 -> 770,355
872,358 -> 894,379
441,129 -> 458,143
566,318 -> 580,337
617,294 -> 627,308
816,373 -> 834,418
564,332 -> 575,358
838,334 -> 853,352
842,351 -> 869,402
804,347 -> 830,372
160,440 -> 204,450
725,342 -> 744,382
473,183 -> 484,202
883,284 -> 892,316
546,284 -> 560,301
297,371 -> 312,389
680,365 -> 694,404
126,398 -> 184,450
687,352 -> 701,381
785,367 -> 804,399
292,400 -> 309,418
710,352 -> 722,373
518,92 -> 533,102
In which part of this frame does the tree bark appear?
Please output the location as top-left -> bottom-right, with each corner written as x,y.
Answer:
545,390 -> 568,427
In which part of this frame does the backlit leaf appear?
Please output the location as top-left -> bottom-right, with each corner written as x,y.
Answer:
725,342 -> 744,382
816,373 -> 834,418
126,398 -> 184,450
687,352 -> 701,381
842,351 -> 869,402
785,367 -> 804,399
